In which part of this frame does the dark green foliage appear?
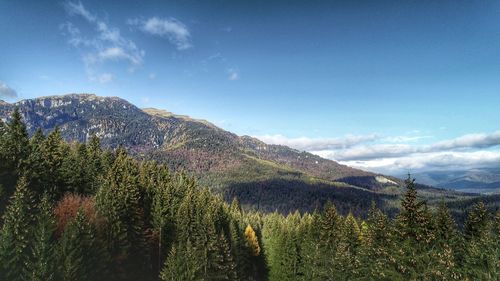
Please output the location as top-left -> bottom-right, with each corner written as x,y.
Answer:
94,149 -> 151,281
160,241 -> 202,281
0,176 -> 35,281
57,209 -> 107,281
39,127 -> 66,198
28,194 -> 57,281
397,175 -> 432,242
0,108 -> 30,203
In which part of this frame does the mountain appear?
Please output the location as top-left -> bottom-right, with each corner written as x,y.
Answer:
412,168 -> 500,194
0,94 -> 471,213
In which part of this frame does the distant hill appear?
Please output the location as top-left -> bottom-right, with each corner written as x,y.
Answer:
0,94 -> 472,214
412,168 -> 500,194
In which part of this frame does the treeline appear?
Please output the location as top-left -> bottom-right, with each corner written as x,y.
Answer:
0,108 -> 499,280
262,179 -> 499,280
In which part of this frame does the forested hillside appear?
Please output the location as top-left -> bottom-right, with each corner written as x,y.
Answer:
0,94 -> 476,214
0,108 -> 499,280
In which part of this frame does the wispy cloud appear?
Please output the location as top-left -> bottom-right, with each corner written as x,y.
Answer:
227,68 -> 239,80
128,17 -> 192,50
98,73 -> 114,83
256,134 -> 379,151
61,1 -> 145,81
0,81 -> 18,99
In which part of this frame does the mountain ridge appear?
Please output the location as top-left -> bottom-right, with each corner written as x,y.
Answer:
0,94 -> 469,213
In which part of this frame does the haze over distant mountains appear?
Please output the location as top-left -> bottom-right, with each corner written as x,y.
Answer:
1,93 -> 475,214
411,168 -> 500,194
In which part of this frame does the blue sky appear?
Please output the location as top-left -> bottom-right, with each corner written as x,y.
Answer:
1,0 -> 500,174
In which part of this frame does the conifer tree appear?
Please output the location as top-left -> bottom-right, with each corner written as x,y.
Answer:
319,202 -> 342,246
462,202 -> 497,279
0,108 -> 30,196
299,212 -> 322,281
359,203 -> 401,280
218,233 -> 238,281
40,127 -> 66,198
56,209 -> 107,281
0,117 -> 5,136
85,134 -> 103,194
3,108 -> 29,171
434,201 -> 457,242
95,149 -> 151,280
397,174 -> 431,242
317,202 -> 342,279
229,219 -> 249,279
245,224 -> 261,257
335,213 -> 361,278
160,241 -> 202,281
24,128 -> 46,196
28,194 -> 57,281
0,176 -> 35,281
464,201 -> 489,239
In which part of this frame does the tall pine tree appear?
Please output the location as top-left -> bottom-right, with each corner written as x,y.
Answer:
0,176 -> 35,281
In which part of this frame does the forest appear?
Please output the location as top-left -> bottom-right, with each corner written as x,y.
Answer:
0,108 -> 499,281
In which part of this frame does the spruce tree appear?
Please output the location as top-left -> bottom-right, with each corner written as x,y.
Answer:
229,219 -> 249,279
335,213 -> 361,278
40,127 -> 66,198
397,174 -> 432,243
24,128 -> 46,197
85,134 -> 103,194
95,149 -> 151,280
434,201 -> 456,242
0,108 -> 30,196
359,203 -> 401,280
317,202 -> 342,279
3,108 -> 29,172
56,209 -> 107,281
0,176 -> 35,281
462,202 -> 496,279
160,241 -> 202,281
299,212 -> 322,281
28,194 -> 57,281
464,201 -> 489,239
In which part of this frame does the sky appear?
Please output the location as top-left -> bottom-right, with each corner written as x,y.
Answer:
1,0 -> 500,175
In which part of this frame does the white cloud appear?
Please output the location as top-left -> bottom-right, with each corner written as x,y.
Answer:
256,134 -> 379,151
128,17 -> 192,50
227,68 -> 239,80
257,131 -> 500,174
0,81 -> 18,99
98,73 -> 114,83
429,131 -> 500,151
382,135 -> 432,143
61,1 -> 145,81
64,1 -> 96,22
341,151 -> 500,174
